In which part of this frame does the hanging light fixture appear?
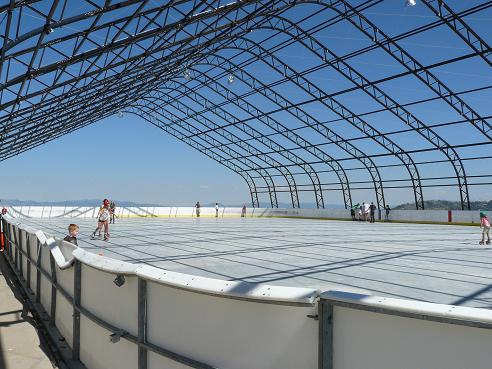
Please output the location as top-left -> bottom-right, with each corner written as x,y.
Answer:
117,110 -> 123,118
44,23 -> 54,34
227,74 -> 235,84
183,69 -> 191,80
405,0 -> 417,6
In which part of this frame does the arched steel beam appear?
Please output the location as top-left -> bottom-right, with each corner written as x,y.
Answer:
157,54 -> 385,208
0,0 -> 368,116
152,83 -> 301,208
420,0 -> 492,69
135,97 -> 279,207
194,33 -> 425,209
320,0 -> 492,208
0,1 -> 273,149
158,78 -> 328,208
0,0 -> 276,121
325,0 -> 492,138
238,13 -> 475,209
128,104 -> 262,207
165,62 -> 354,208
155,81 -> 304,208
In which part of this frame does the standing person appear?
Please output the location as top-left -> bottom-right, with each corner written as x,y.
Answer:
351,203 -> 360,221
215,203 -> 219,218
241,204 -> 246,217
63,224 -> 79,246
361,202 -> 368,221
0,207 -> 7,251
479,212 -> 491,245
109,201 -> 116,224
91,199 -> 112,241
385,205 -> 391,222
195,201 -> 201,217
369,202 -> 377,223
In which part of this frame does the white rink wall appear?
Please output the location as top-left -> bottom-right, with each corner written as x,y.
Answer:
3,219 -> 492,369
5,205 -> 484,224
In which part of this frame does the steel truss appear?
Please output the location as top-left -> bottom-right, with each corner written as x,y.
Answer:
0,0 -> 491,209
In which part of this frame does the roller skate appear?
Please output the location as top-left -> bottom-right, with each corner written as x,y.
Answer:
479,240 -> 485,245
90,232 -> 102,240
487,240 -> 491,245
104,233 -> 110,242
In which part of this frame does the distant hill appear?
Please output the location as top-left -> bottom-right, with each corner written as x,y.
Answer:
394,200 -> 492,211
1,199 -> 164,207
1,199 -> 346,209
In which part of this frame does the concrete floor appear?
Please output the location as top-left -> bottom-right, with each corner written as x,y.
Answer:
17,217 -> 492,309
0,254 -> 56,369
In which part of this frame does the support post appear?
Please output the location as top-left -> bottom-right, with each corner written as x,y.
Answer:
318,299 -> 333,369
36,240 -> 42,303
26,234 -> 31,289
138,278 -> 148,369
18,228 -> 23,278
73,260 -> 81,360
50,254 -> 57,325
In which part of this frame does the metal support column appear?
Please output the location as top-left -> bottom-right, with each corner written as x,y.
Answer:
26,234 -> 31,289
73,260 -> 82,360
36,239 -> 41,303
50,254 -> 57,325
318,299 -> 333,369
138,278 -> 147,369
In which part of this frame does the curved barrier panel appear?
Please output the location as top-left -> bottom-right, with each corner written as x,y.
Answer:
2,218 -> 492,369
3,205 -> 483,225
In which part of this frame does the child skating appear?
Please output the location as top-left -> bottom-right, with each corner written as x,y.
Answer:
91,199 -> 112,241
479,212 -> 490,245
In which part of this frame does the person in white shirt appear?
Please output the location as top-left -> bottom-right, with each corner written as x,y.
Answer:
361,202 -> 370,221
215,203 -> 219,218
91,199 -> 113,241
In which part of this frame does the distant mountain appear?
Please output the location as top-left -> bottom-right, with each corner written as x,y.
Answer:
1,199 -> 164,207
1,199 -> 346,209
394,200 -> 492,211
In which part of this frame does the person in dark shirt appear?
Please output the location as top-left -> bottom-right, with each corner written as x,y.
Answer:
109,201 -> 116,224
195,201 -> 201,217
369,202 -> 377,223
385,205 -> 391,222
63,224 -> 79,246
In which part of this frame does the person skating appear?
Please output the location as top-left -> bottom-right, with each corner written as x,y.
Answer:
215,203 -> 219,218
479,212 -> 491,245
91,199 -> 112,241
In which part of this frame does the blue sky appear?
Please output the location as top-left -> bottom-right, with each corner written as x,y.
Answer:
1,1 -> 491,207
0,115 -> 250,205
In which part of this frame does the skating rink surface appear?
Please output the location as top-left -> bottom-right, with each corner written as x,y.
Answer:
17,217 -> 492,309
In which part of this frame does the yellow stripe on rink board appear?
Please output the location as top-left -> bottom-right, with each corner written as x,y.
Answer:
114,214 -> 480,226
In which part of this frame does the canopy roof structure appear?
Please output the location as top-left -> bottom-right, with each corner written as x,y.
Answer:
0,0 -> 491,209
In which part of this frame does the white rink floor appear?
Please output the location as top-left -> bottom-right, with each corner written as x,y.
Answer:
17,217 -> 492,309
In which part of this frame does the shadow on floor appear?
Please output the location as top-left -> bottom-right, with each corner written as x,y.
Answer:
0,253 -> 57,368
